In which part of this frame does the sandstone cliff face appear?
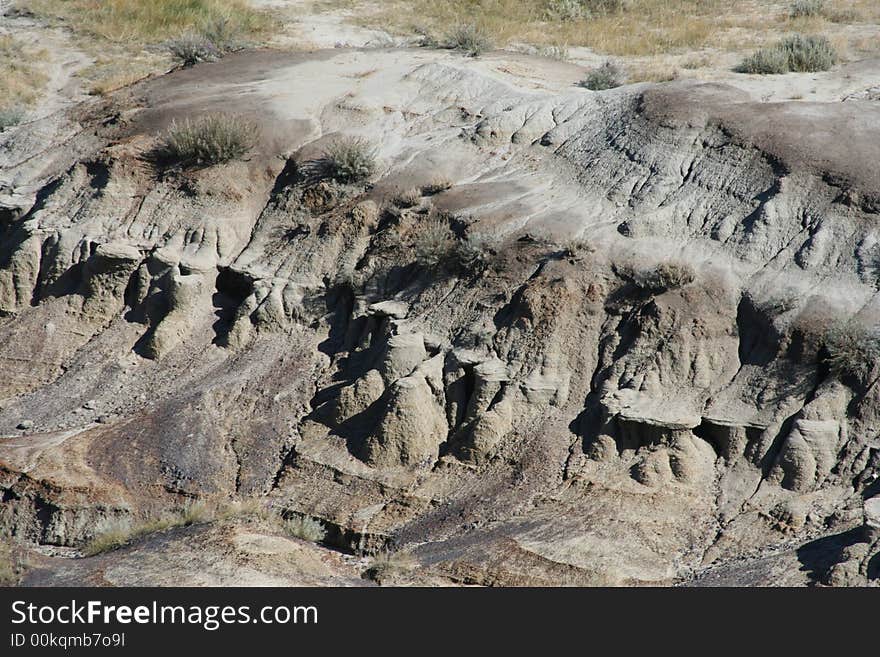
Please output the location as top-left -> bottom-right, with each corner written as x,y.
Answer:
1,48 -> 879,586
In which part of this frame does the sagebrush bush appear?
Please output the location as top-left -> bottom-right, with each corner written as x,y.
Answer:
199,16 -> 244,51
364,550 -> 418,584
413,218 -> 455,270
283,515 -> 327,543
737,47 -> 790,74
165,34 -> 221,66
445,24 -> 493,56
316,137 -> 377,183
156,114 -> 256,166
578,61 -> 626,90
790,0 -> 825,18
632,262 -> 695,292
0,106 -> 24,131
782,34 -> 837,72
413,218 -> 496,274
421,177 -> 453,195
393,188 -> 422,208
737,34 -> 836,74
823,322 -> 880,380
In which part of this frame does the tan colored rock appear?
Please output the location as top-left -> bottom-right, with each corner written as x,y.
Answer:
364,373 -> 447,467
329,369 -> 386,425
379,333 -> 427,383
773,419 -> 841,492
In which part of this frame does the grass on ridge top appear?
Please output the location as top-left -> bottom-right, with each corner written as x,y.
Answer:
322,0 -> 880,57
0,35 -> 47,116
21,0 -> 274,44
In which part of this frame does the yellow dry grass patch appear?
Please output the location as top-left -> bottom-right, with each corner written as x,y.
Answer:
23,0 -> 274,44
320,0 -> 880,57
18,1 -> 275,99
0,35 -> 48,111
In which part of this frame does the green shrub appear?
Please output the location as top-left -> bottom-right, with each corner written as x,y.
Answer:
0,106 -> 24,131
578,61 -> 625,90
632,262 -> 695,292
283,515 -> 327,543
545,0 -> 628,20
737,47 -> 790,74
413,218 -> 496,274
156,114 -> 256,167
823,322 -> 880,380
782,34 -> 837,72
790,0 -> 825,18
317,137 -> 377,183
393,188 -> 422,209
165,34 -> 221,66
199,16 -> 245,52
737,34 -> 836,74
421,177 -> 453,195
445,24 -> 493,56
363,550 -> 418,584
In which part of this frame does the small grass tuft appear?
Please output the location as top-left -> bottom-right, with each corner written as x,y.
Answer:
445,23 -> 493,57
313,137 -> 378,184
363,550 -> 418,584
632,261 -> 695,292
561,237 -> 594,260
538,43 -> 570,61
413,218 -> 497,275
165,34 -> 222,66
578,61 -> 626,90
283,515 -> 327,543
155,114 -> 257,167
823,321 -> 880,381
393,188 -> 423,209
421,177 -> 453,195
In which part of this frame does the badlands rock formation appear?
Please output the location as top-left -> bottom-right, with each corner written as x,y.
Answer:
1,44 -> 879,586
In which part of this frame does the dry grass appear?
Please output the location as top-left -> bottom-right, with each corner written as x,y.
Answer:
81,499 -> 322,556
154,114 -> 258,167
627,63 -> 680,83
823,321 -> 880,381
323,0 -> 880,57
19,0 -> 274,96
83,501 -> 218,556
282,515 -> 327,543
0,35 -> 48,117
83,60 -> 157,96
358,0 -> 736,55
23,0 -> 273,45
363,549 -> 418,584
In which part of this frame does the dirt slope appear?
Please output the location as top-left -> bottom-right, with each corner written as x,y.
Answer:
1,44 -> 879,586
